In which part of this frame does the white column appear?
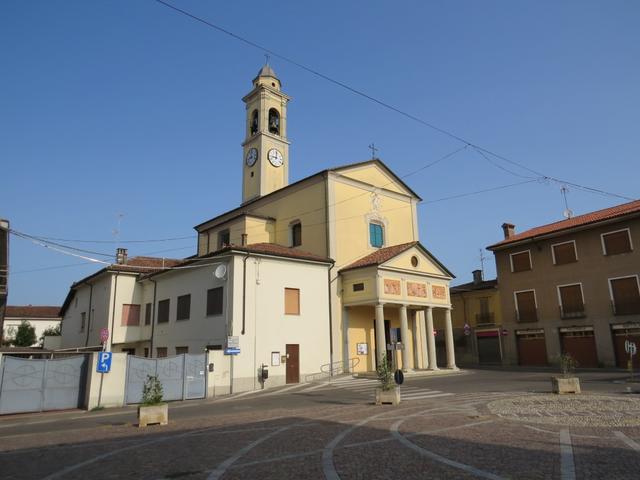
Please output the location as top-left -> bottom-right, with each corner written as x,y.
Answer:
399,304 -> 411,371
425,306 -> 438,370
342,306 -> 350,372
444,308 -> 457,369
411,310 -> 421,369
375,303 -> 386,367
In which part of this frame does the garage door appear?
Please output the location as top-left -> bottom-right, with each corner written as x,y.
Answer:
516,330 -> 547,366
476,331 -> 502,364
560,328 -> 598,368
611,325 -> 640,369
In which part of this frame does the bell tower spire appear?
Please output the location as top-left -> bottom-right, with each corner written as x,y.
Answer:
241,62 -> 291,203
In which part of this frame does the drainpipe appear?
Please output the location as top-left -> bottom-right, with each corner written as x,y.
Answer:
327,263 -> 335,376
150,279 -> 157,357
84,282 -> 94,347
241,252 -> 252,335
109,273 -> 119,351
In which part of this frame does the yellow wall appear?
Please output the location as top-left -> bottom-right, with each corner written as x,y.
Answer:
450,289 -> 502,329
338,165 -> 407,195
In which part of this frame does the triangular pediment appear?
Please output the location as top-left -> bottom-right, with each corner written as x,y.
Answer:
332,160 -> 421,199
381,244 -> 453,278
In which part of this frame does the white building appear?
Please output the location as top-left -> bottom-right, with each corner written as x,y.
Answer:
3,306 -> 61,347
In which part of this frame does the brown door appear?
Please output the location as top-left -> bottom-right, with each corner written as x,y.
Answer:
517,333 -> 548,366
561,331 -> 598,368
286,344 -> 300,384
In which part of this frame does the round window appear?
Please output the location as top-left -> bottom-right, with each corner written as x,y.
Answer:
411,256 -> 419,267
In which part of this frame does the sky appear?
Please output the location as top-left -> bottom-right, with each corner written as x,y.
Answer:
1,0 -> 639,305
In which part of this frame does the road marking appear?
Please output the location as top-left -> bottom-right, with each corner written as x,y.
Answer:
559,429 -> 576,480
614,431 -> 640,451
259,383 -> 309,397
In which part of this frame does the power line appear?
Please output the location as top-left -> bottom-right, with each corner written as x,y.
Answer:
9,230 -> 115,258
152,0 -> 636,203
31,234 -> 196,244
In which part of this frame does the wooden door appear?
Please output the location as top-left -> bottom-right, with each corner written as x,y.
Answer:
561,332 -> 598,368
286,344 -> 300,384
517,333 -> 548,366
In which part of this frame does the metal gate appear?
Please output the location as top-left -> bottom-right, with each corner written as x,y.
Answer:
125,353 -> 206,404
0,355 -> 88,415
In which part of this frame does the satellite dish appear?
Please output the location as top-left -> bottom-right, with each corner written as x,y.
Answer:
563,208 -> 573,219
214,264 -> 227,280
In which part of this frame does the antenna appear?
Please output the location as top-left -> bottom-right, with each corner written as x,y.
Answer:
479,248 -> 486,276
561,186 -> 573,219
112,213 -> 125,242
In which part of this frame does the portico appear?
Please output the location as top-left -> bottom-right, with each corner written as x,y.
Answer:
339,241 -> 456,373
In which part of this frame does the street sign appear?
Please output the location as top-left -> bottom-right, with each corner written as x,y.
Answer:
625,340 -> 637,356
463,323 -> 471,336
227,336 -> 239,349
100,328 -> 109,343
394,369 -> 404,385
224,348 -> 240,355
97,352 -> 112,373
433,330 -> 437,336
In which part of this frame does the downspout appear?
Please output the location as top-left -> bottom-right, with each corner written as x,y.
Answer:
109,273 -> 119,351
84,282 -> 93,347
150,279 -> 157,357
327,263 -> 335,376
241,252 -> 252,335
324,173 -> 335,375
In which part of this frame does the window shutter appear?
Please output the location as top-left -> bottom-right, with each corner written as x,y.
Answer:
207,287 -> 224,316
559,285 -> 583,314
285,288 -> 300,315
144,303 -> 152,325
177,295 -> 191,321
553,243 -> 577,265
516,291 -> 536,321
611,277 -> 640,314
511,252 -> 531,272
121,304 -> 140,326
603,231 -> 632,255
158,299 -> 170,323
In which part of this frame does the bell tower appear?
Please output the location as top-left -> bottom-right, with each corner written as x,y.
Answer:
241,63 -> 291,203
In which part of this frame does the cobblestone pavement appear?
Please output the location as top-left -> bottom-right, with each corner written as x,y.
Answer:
1,389 -> 640,479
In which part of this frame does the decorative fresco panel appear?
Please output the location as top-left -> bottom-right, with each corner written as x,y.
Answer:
383,279 -> 401,295
432,285 -> 446,300
407,282 -> 427,297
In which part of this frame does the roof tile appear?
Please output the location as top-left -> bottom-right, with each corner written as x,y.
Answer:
339,242 -> 418,272
5,306 -> 61,318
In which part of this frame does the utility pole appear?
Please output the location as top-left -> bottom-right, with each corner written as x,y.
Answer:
0,219 -> 9,345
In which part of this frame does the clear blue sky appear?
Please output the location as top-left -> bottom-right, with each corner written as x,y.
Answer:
2,0 -> 638,305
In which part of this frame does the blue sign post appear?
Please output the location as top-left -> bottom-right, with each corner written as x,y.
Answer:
97,352 -> 112,373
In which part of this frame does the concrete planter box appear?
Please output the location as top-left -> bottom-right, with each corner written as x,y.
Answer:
375,386 -> 400,405
551,376 -> 581,394
138,403 -> 168,427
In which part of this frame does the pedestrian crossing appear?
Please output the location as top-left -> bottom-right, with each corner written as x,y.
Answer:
297,375 -> 454,401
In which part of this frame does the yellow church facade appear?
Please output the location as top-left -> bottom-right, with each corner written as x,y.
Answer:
194,64 -> 457,374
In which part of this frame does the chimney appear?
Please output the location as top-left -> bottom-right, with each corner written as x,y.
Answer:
116,247 -> 128,265
501,223 -> 515,239
472,269 -> 483,285
241,233 -> 248,246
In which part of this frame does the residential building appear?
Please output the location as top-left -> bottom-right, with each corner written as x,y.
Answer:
60,64 -> 457,391
3,305 -> 61,347
450,270 -> 502,365
487,200 -> 640,368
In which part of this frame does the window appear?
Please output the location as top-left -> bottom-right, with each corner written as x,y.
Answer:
602,229 -> 632,255
177,294 -> 191,321
218,230 -> 230,250
157,299 -> 170,323
143,348 -> 149,358
156,347 -> 168,358
175,346 -> 189,355
250,109 -> 259,135
610,276 -> 640,315
558,284 -> 585,318
144,303 -> 152,325
291,222 -> 302,247
411,256 -> 419,267
80,312 -> 86,332
353,283 -> 365,292
369,222 -> 384,248
285,288 -> 300,315
268,108 -> 280,135
514,290 -> 537,322
552,241 -> 577,265
122,348 -> 136,355
207,287 -> 224,316
510,251 -> 532,273
121,304 -> 141,326
476,297 -> 494,324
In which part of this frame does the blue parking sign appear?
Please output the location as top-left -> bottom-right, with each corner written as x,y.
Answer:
97,352 -> 112,373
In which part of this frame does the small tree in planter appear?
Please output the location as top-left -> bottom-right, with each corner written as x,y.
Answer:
551,353 -> 581,394
138,375 -> 168,427
375,355 -> 400,405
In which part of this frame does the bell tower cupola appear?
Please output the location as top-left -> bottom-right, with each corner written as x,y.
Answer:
241,63 -> 291,203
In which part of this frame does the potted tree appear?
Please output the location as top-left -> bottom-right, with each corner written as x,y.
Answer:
138,375 -> 168,427
551,353 -> 581,394
375,355 -> 400,405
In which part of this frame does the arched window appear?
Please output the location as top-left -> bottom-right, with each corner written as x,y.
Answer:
250,110 -> 259,135
369,222 -> 384,248
268,108 -> 280,135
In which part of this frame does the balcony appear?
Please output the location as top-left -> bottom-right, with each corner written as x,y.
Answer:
559,305 -> 586,320
515,308 -> 538,323
475,312 -> 495,325
612,300 -> 640,316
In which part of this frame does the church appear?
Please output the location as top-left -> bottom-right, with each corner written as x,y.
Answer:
60,65 -> 458,391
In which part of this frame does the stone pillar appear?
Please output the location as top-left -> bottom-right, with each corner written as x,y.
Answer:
444,308 -> 457,369
375,303 -> 386,366
342,306 -> 350,372
425,306 -> 438,370
399,304 -> 411,371
411,310 -> 422,369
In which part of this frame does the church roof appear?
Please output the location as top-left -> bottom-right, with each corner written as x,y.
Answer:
256,64 -> 277,78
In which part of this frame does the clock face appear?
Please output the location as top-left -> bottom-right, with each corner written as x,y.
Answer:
245,148 -> 258,167
267,148 -> 283,167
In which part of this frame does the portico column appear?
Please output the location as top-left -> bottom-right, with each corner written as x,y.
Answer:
411,310 -> 423,369
342,306 -> 350,372
425,306 -> 438,370
399,304 -> 411,371
444,308 -> 458,369
375,303 -> 386,366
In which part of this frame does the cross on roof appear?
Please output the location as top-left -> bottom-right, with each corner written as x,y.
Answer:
368,143 -> 378,159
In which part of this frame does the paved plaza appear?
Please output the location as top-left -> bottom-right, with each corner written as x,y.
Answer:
1,368 -> 639,479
